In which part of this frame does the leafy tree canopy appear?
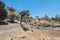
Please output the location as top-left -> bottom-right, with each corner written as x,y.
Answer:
0,1 -> 7,20
20,10 -> 30,17
0,1 -> 5,8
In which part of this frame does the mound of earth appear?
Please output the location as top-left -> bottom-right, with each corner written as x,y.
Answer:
13,29 -> 60,40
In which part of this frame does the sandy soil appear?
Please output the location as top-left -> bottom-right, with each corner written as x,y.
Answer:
0,24 -> 60,40
13,29 -> 60,40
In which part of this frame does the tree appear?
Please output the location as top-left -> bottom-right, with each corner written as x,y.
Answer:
44,15 -> 49,20
20,10 -> 30,17
0,1 -> 5,8
51,17 -> 55,20
0,1 -> 7,21
20,10 -> 30,22
7,7 -> 18,23
55,14 -> 59,22
51,14 -> 60,24
8,14 -> 18,23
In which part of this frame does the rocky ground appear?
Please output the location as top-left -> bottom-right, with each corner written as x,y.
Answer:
13,29 -> 60,40
0,23 -> 60,40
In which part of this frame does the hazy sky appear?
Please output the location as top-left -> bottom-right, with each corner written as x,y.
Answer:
3,0 -> 60,18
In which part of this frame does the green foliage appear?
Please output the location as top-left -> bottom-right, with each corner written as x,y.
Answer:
20,10 -> 30,22
8,14 -> 18,23
55,14 -> 59,22
0,1 -> 7,20
51,14 -> 60,24
20,10 -> 30,17
44,15 -> 49,20
0,1 -> 5,8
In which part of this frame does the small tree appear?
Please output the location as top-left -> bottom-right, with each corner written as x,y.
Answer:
44,15 -> 49,20
20,10 -> 30,17
55,14 -> 59,22
7,13 -> 18,23
7,7 -> 18,23
20,10 -> 30,23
